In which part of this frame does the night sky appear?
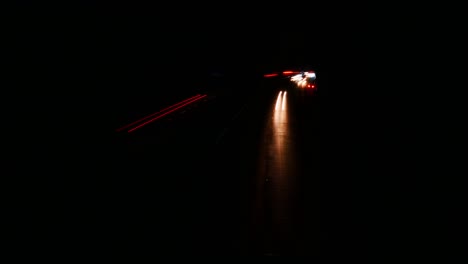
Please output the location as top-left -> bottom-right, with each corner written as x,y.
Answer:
15,2 -> 361,76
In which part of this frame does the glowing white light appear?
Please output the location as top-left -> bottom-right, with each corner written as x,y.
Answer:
282,91 -> 287,111
291,74 -> 303,82
306,72 -> 316,79
275,91 -> 283,111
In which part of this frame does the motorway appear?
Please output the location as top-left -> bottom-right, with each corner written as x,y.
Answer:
20,73 -> 364,258
102,75 -> 322,255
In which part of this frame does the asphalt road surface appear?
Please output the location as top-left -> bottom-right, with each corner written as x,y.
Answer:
14,74 -> 367,258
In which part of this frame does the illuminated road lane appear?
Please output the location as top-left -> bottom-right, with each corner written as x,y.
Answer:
249,89 -> 310,255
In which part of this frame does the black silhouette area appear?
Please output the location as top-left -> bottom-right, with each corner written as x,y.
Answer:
11,2 -> 418,259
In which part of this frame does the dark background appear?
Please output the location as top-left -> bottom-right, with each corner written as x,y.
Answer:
15,1 -> 463,259
14,1 -> 366,138
13,1 -> 373,256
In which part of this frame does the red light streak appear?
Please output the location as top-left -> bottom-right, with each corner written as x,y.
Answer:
283,71 -> 300,75
116,94 -> 201,132
127,94 -> 207,133
264,73 -> 278,77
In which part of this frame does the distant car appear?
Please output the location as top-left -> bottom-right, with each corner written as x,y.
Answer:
262,68 -> 317,93
288,71 -> 318,94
